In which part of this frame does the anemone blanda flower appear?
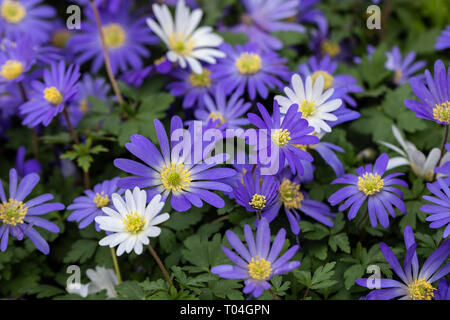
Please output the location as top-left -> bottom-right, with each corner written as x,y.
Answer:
95,187 -> 170,256
436,144 -> 450,176
114,116 -> 236,212
0,36 -> 34,83
404,60 -> 450,125
247,102 -> 319,176
0,168 -> 64,254
385,46 -> 426,86
194,86 -> 251,130
297,0 -> 327,34
434,279 -> 450,300
435,26 -> 450,51
328,153 -> 408,228
69,2 -> 157,75
211,217 -> 301,299
67,178 -> 122,231
19,61 -> 80,127
146,0 -> 225,74
275,73 -> 343,134
212,43 -> 290,100
15,146 -> 41,178
119,57 -> 172,87
66,266 -> 118,299
421,177 -> 450,238
356,225 -> 450,300
0,0 -> 56,44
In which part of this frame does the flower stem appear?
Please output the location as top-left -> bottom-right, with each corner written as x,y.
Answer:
269,289 -> 281,300
356,210 -> 369,230
90,0 -> 124,106
434,124 -> 449,181
110,247 -> 122,284
17,82 -> 39,159
302,286 -> 310,299
147,243 -> 173,287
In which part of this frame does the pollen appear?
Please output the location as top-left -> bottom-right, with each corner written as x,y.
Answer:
394,69 -> 403,84
0,60 -> 23,80
236,53 -> 262,75
248,256 -> 272,281
51,30 -> 71,48
102,23 -> 126,49
154,56 -> 167,65
209,111 -> 225,124
189,68 -> 212,87
311,70 -> 334,90
44,87 -> 64,105
249,194 -> 266,211
161,162 -> 192,193
93,192 -> 109,208
279,179 -> 304,210
79,99 -> 89,114
298,100 -> 316,118
168,33 -> 194,55
123,211 -> 146,234
271,128 -> 291,147
1,0 -> 26,24
408,278 -> 435,300
357,173 -> 384,196
0,198 -> 27,226
432,101 -> 450,124
321,41 -> 341,58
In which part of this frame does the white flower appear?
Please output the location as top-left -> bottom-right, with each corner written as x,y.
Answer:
379,125 -> 450,181
275,73 -> 342,134
95,187 -> 170,256
146,0 -> 225,74
66,266 -> 118,299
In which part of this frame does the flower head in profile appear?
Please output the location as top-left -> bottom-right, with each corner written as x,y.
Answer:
421,177 -> 450,239
147,0 -> 225,74
0,168 -> 64,254
95,187 -> 170,256
328,153 -> 408,228
275,73 -> 343,134
66,266 -> 118,299
19,61 -> 80,127
404,60 -> 450,125
15,146 -> 41,178
356,225 -> 450,300
435,26 -> 450,51
385,46 -> 425,85
67,178 -> 122,231
211,218 -> 301,299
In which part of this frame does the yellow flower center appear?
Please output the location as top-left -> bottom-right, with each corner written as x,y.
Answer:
188,69 -> 211,87
93,192 -> 109,208
209,111 -> 225,124
279,179 -> 304,209
44,87 -> 64,105
123,211 -> 146,234
1,0 -> 26,24
321,41 -> 341,58
154,56 -> 167,65
248,256 -> 272,280
80,99 -> 89,114
160,162 -> 192,193
432,101 -> 450,124
51,30 -> 72,48
271,128 -> 291,147
298,100 -> 316,118
102,23 -> 126,49
0,60 -> 23,80
408,278 -> 435,300
168,33 -> 194,55
394,69 -> 403,84
249,194 -> 266,211
236,53 -> 262,75
0,198 -> 27,226
311,70 -> 334,90
357,173 -> 384,196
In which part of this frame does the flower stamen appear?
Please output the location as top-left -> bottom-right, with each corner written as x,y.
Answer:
0,60 -> 23,80
0,198 -> 27,226
271,128 -> 291,147
1,0 -> 26,24
161,162 -> 192,193
102,23 -> 126,49
248,256 -> 272,280
432,101 -> 450,124
44,87 -> 64,105
357,173 -> 384,196
279,179 -> 304,209
168,33 -> 194,55
93,192 -> 109,208
298,100 -> 316,118
249,194 -> 266,211
408,278 -> 435,300
123,212 -> 146,234
236,53 -> 262,75
311,71 -> 334,90
189,69 -> 211,87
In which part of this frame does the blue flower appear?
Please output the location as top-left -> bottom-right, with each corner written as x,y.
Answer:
421,177 -> 450,238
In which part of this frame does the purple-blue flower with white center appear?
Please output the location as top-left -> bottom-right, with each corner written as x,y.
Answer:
19,61 -> 80,127
211,217 -> 301,298
114,116 -> 236,212
356,225 -> 450,300
15,146 -> 41,178
69,2 -> 158,75
421,177 -> 450,238
404,60 -> 450,125
0,36 -> 34,84
212,43 -> 290,100
328,153 -> 408,228
434,279 -> 450,300
67,178 -> 123,232
0,168 -> 64,254
247,101 -> 319,176
0,0 -> 56,44
385,46 -> 426,86
435,26 -> 450,51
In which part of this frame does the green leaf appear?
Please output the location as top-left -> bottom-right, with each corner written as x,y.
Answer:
343,264 -> 365,290
329,233 -> 351,254
310,262 -> 338,290
116,281 -> 145,300
63,240 -> 97,264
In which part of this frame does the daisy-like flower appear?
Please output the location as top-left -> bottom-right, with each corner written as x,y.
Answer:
211,217 -> 301,299
194,86 -> 251,130
114,116 -> 236,212
421,177 -> 450,238
146,0 -> 225,74
19,61 -> 80,127
404,60 -> 450,125
328,153 -> 408,228
70,2 -> 157,75
379,125 -> 450,181
0,36 -> 34,83
212,43 -> 290,100
435,26 -> 450,51
434,279 -> 450,300
436,144 -> 450,176
15,146 -> 41,178
0,0 -> 56,44
95,187 -> 170,256
275,73 -> 343,134
247,102 -> 319,176
356,225 -> 450,300
66,266 -> 118,299
67,178 -> 122,231
0,168 -> 64,254
385,46 -> 426,86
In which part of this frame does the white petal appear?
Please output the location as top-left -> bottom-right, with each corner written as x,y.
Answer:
386,157 -> 410,170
